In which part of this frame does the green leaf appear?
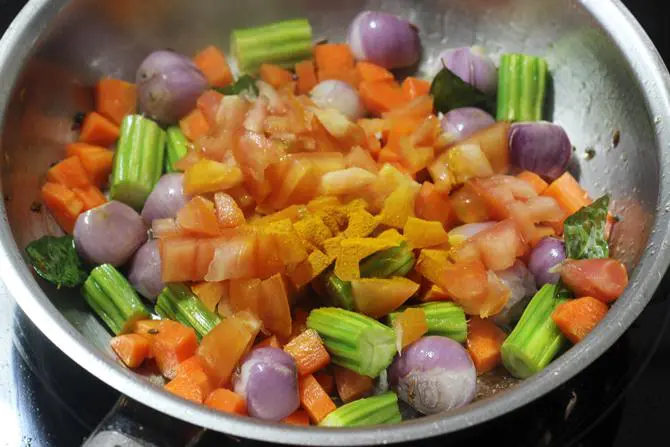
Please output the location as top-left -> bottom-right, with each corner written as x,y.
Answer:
25,236 -> 88,288
563,195 -> 610,260
215,75 -> 259,97
430,67 -> 497,114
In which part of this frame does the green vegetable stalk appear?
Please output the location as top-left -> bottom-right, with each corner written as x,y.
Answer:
501,284 -> 567,378
563,195 -> 610,260
155,283 -> 221,338
110,115 -> 166,210
496,53 -> 548,122
164,127 -> 188,173
25,236 -> 88,288
387,302 -> 467,343
320,391 -> 401,427
82,264 -> 150,335
321,243 -> 415,310
231,19 -> 313,74
307,308 -> 396,378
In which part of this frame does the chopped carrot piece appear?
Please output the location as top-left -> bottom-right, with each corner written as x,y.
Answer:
193,45 -> 234,88
47,156 -> 91,189
299,374 -> 337,423
197,90 -> 225,126
392,307 -> 428,350
164,374 -> 204,403
552,296 -> 609,344
517,171 -> 549,195
356,61 -> 394,83
41,182 -> 84,234
95,78 -> 137,126
466,317 -> 507,375
198,311 -> 261,386
284,329 -> 331,376
333,366 -> 374,403
260,63 -> 294,89
179,109 -> 211,142
314,370 -> 334,395
66,143 -> 114,187
214,192 -> 245,228
401,77 -> 431,101
164,355 -> 215,404
110,334 -> 150,368
255,335 -> 282,349
146,320 -> 199,379
359,80 -> 408,116
176,196 -> 220,237
191,281 -> 227,312
78,112 -> 120,147
295,60 -> 318,95
543,172 -> 592,216
282,409 -> 310,426
72,185 -> 107,211
205,388 -> 248,415
314,44 -> 355,74
383,96 -> 434,121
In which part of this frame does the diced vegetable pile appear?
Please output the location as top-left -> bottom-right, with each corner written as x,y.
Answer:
25,11 -> 630,427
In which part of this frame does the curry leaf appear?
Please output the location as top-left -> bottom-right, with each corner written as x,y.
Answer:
563,195 -> 610,260
430,67 -> 497,114
25,236 -> 88,288
215,75 -> 259,97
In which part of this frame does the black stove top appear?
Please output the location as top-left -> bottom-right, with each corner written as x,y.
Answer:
2,1 -> 670,446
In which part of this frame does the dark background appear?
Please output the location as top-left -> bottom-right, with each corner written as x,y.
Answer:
2,0 -> 670,446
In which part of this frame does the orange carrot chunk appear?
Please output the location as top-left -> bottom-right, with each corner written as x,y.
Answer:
72,185 -> 107,211
299,374 -> 337,423
147,320 -> 199,379
333,366 -> 374,403
295,60 -> 318,95
66,143 -> 114,187
260,63 -> 294,89
552,296 -> 609,344
179,109 -> 211,142
517,171 -> 549,195
95,78 -> 137,126
356,61 -> 394,83
282,409 -> 311,426
314,44 -> 355,73
359,80 -> 408,116
47,156 -> 91,189
193,45 -> 234,88
110,333 -> 150,368
401,77 -> 431,101
283,329 -> 331,376
543,172 -> 592,216
41,182 -> 84,234
466,317 -> 507,375
164,355 -> 215,403
79,112 -> 120,147
205,388 -> 248,415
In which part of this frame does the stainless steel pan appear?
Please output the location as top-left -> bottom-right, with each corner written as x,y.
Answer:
1,0 -> 670,445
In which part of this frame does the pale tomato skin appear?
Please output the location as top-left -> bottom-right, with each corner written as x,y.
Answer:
561,259 -> 629,303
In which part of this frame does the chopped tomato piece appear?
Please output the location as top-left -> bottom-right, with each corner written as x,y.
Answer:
561,259 -> 629,303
